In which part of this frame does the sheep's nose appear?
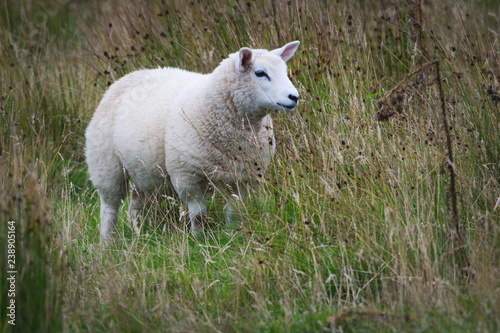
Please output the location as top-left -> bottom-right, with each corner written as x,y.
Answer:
288,94 -> 299,103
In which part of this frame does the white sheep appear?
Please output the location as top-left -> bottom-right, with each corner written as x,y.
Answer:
85,41 -> 300,242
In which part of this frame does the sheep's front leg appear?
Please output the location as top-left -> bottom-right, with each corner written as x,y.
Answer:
224,204 -> 236,225
187,197 -> 207,236
172,178 -> 208,236
224,183 -> 250,227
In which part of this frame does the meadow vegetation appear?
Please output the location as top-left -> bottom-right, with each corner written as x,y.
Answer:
1,0 -> 499,332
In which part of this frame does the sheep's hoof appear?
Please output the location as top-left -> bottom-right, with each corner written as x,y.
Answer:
132,218 -> 142,236
99,234 -> 115,246
191,214 -> 207,236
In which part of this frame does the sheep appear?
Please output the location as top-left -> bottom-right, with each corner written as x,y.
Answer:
85,41 -> 301,242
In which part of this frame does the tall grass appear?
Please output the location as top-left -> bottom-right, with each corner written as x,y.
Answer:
1,0 -> 499,332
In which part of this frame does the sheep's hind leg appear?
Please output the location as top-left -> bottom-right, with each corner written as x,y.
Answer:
129,187 -> 147,235
97,173 -> 127,244
99,194 -> 124,244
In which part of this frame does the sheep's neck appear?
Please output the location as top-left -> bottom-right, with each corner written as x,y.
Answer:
208,108 -> 262,144
201,94 -> 266,159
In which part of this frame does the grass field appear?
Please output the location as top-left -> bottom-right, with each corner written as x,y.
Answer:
1,0 -> 499,332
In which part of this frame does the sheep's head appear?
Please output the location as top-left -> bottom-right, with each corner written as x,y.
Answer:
234,41 -> 300,118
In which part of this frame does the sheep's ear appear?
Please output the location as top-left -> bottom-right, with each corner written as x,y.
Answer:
271,41 -> 300,62
237,47 -> 253,73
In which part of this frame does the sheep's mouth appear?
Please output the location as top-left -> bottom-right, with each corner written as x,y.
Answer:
277,103 -> 296,111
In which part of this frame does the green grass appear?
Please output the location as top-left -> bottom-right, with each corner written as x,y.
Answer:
1,0 -> 499,332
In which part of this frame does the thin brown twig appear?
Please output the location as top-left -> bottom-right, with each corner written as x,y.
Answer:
377,60 -> 471,278
435,61 -> 471,277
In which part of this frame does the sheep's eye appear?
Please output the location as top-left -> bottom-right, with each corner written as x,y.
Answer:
255,70 -> 270,80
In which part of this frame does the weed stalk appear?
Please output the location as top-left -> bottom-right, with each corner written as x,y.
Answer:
435,60 -> 471,278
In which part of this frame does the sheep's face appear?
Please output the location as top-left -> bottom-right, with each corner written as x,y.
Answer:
236,41 -> 300,116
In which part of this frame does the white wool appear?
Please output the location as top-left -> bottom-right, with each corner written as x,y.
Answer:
85,41 -> 300,241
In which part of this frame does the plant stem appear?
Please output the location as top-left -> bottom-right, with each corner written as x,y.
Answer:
435,60 -> 471,278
